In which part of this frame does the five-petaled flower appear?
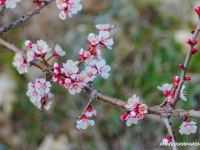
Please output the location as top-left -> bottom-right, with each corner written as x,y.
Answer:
12,53 -> 28,74
76,115 -> 95,129
179,121 -> 197,135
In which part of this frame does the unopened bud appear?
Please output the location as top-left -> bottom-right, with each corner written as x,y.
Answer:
120,112 -> 128,121
194,40 -> 198,45
186,38 -> 192,45
192,48 -> 198,54
194,6 -> 200,15
174,76 -> 180,86
178,64 -> 183,68
185,76 -> 191,81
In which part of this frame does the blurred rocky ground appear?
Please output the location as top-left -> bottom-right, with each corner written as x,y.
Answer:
0,0 -> 200,150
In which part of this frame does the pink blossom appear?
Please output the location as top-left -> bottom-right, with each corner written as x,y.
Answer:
35,78 -> 51,95
125,113 -> 139,126
85,105 -> 97,117
84,66 -> 97,82
179,85 -> 187,101
26,79 -> 54,110
98,31 -> 114,49
32,40 -> 51,55
27,50 -> 37,62
125,94 -> 139,110
53,44 -> 66,56
139,104 -> 148,114
95,59 -> 111,79
61,60 -> 79,79
24,40 -> 32,49
56,0 -> 82,20
12,53 -> 28,74
157,83 -> 172,96
79,48 -> 90,59
179,121 -> 197,135
5,0 -> 21,9
95,24 -> 112,31
76,115 -> 95,129
87,33 -> 99,46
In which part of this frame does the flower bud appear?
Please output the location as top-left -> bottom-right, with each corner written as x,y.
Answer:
194,6 -> 200,15
186,38 -> 192,45
174,76 -> 180,86
192,48 -> 198,54
185,76 -> 191,81
178,64 -> 183,68
120,112 -> 128,121
194,40 -> 198,45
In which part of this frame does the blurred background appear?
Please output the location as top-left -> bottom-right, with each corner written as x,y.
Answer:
0,0 -> 200,150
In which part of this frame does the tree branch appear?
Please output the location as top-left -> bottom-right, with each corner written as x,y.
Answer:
0,36 -> 200,120
171,17 -> 200,106
163,118 -> 177,150
0,0 -> 55,33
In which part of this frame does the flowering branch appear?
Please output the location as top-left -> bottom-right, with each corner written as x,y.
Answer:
163,118 -> 177,150
171,17 -> 200,106
1,35 -> 200,122
0,0 -> 55,33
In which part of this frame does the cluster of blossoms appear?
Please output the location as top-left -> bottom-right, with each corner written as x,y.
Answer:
26,78 -> 54,110
56,0 -> 82,20
0,0 -> 21,9
76,105 -> 97,129
157,76 -> 187,104
79,24 -> 115,60
52,56 -> 111,95
158,77 -> 198,136
12,39 -> 66,74
52,24 -> 114,95
120,94 -> 148,126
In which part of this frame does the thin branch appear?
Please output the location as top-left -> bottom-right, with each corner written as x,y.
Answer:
163,118 -> 177,150
0,0 -> 55,33
171,17 -> 200,106
0,5 -> 6,22
0,36 -> 200,120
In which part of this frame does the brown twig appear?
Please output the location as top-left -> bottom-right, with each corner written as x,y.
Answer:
163,118 -> 177,150
0,0 -> 55,33
171,17 -> 200,106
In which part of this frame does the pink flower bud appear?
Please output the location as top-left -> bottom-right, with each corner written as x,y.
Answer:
184,76 -> 191,81
54,62 -> 60,70
120,112 -> 128,121
0,0 -> 5,5
192,48 -> 198,54
186,38 -> 192,45
170,91 -> 175,98
59,79 -> 65,85
178,64 -> 183,68
36,2 -> 42,7
194,6 -> 200,15
174,76 -> 180,83
194,40 -> 198,45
